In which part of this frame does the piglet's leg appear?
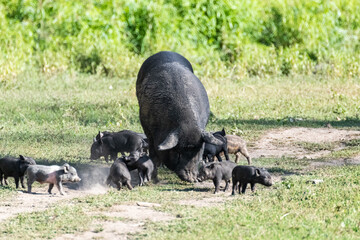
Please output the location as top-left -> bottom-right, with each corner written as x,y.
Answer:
126,181 -> 133,190
20,176 -> 26,188
56,181 -> 66,195
224,179 -> 230,192
138,171 -> 144,186
14,177 -> 20,189
0,173 -> 3,185
250,183 -> 256,192
27,179 -> 34,193
241,182 -> 248,194
231,180 -> 237,195
48,183 -> 54,194
4,176 -> 9,185
213,178 -> 221,194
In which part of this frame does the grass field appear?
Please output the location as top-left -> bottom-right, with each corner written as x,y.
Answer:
0,71 -> 359,239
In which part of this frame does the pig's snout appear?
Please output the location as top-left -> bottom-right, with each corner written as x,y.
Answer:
73,177 -> 81,182
263,177 -> 272,186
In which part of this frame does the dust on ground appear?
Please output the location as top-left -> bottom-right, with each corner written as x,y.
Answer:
1,127 -> 359,239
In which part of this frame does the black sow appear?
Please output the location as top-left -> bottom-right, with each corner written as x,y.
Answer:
136,51 -> 221,182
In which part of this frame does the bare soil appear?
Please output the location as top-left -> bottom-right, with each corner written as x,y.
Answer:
1,127 -> 359,239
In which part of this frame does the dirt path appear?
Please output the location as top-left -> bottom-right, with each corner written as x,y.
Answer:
1,127 -> 359,239
250,127 -> 360,160
0,185 -> 107,223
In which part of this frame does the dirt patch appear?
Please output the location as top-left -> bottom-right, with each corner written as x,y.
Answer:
250,127 -> 360,159
310,155 -> 360,167
0,184 -> 108,223
55,203 -> 175,240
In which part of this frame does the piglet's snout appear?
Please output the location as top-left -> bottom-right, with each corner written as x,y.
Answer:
73,176 -> 81,182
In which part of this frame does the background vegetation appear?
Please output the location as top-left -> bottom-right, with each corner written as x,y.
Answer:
1,0 -> 360,84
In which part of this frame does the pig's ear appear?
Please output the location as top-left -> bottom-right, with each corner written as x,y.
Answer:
158,129 -> 179,151
19,155 -> 25,161
63,164 -> 70,173
221,128 -> 226,136
201,131 -> 223,145
98,131 -> 103,144
255,168 -> 261,177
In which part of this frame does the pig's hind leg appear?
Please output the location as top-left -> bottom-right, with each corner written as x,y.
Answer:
125,180 -> 133,190
115,181 -> 122,190
48,183 -> 54,194
138,170 -> 145,186
0,171 -> 3,185
231,179 -> 238,195
3,175 -> 9,185
224,179 -> 230,192
20,176 -> 26,188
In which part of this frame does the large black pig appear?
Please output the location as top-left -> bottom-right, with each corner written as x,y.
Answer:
0,155 -> 36,188
136,51 -> 222,182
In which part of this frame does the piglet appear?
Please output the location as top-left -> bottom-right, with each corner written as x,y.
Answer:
0,155 -> 36,188
121,155 -> 158,186
197,161 -> 237,193
231,166 -> 272,195
26,163 -> 81,195
106,159 -> 133,190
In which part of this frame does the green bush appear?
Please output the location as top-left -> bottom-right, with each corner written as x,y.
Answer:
1,0 -> 360,83
252,7 -> 303,49
123,2 -> 156,54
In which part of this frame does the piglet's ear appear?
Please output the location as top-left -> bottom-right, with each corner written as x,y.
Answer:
255,169 -> 261,177
19,155 -> 25,161
206,163 -> 216,169
201,131 -> 223,146
63,163 -> 70,173
97,131 -> 104,144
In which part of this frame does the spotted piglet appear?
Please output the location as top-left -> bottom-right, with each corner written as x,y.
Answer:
26,163 -> 81,195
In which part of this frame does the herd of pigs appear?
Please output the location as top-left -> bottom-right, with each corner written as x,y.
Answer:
0,51 -> 273,196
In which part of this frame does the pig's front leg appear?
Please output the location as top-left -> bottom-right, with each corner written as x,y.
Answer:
56,181 -> 66,195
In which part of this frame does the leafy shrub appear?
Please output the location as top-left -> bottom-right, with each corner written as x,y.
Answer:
280,59 -> 292,76
123,2 -> 155,54
1,0 -> 360,81
74,48 -> 102,74
253,7 -> 303,49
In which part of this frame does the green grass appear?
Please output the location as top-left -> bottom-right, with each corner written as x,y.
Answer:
146,167 -> 360,240
1,164 -> 359,239
0,72 -> 359,239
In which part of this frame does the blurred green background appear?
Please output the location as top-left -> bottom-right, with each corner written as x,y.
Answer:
1,0 -> 360,84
